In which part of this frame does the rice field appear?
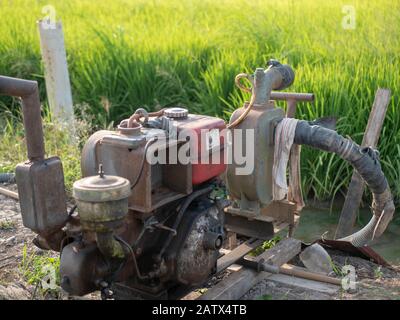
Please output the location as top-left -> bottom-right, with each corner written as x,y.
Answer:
0,0 -> 399,204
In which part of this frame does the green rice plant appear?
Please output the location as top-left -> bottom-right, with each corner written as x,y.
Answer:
0,0 -> 399,204
0,105 -> 83,193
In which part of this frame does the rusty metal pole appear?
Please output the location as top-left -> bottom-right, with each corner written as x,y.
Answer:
286,99 -> 298,118
286,98 -> 298,237
270,92 -> 314,103
0,76 -> 45,161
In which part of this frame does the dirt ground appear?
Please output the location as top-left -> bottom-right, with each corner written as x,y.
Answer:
1,182 -> 400,300
0,183 -> 42,299
241,250 -> 400,300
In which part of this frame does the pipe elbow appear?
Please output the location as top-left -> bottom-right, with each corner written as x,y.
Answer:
293,120 -> 394,246
253,61 -> 295,105
266,60 -> 295,91
96,232 -> 126,260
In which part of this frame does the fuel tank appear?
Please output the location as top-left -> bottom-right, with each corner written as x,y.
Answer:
172,112 -> 226,185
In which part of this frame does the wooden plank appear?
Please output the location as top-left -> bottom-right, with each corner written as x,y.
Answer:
199,268 -> 261,300
216,238 -> 263,273
226,232 -> 237,250
199,238 -> 301,300
267,274 -> 339,295
335,88 -> 391,239
244,237 -> 301,267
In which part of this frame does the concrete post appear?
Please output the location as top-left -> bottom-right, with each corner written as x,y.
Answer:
37,20 -> 75,134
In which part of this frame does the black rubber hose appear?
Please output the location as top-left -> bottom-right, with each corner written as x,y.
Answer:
293,120 -> 395,247
0,173 -> 15,183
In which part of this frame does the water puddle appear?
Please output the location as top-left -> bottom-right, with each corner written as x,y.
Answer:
294,207 -> 400,264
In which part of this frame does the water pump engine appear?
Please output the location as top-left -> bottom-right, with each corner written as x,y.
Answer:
0,59 -> 394,299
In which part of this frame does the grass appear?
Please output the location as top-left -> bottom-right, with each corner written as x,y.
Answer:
257,294 -> 273,300
374,266 -> 384,279
250,235 -> 281,257
329,257 -> 346,277
0,0 -> 399,205
0,108 -> 84,194
0,219 -> 16,231
19,244 -> 61,297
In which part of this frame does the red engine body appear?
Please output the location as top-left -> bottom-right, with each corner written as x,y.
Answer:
174,114 -> 226,185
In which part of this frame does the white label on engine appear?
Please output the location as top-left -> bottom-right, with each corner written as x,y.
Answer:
205,129 -> 220,152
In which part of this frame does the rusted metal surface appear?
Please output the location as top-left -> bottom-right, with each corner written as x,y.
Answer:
60,243 -> 109,296
223,212 -> 274,240
315,239 -> 390,267
81,130 -> 192,214
227,101 -> 284,213
270,92 -> 314,102
224,199 -> 295,239
173,205 -> 223,285
252,63 -> 295,105
226,64 -> 308,218
127,108 -> 165,128
72,172 -> 131,259
0,76 -> 45,161
15,157 -> 67,236
1,75 -> 69,252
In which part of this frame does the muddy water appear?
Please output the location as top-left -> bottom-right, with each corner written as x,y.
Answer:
294,207 -> 400,264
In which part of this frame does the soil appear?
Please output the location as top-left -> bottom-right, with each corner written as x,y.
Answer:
241,250 -> 400,300
0,183 -> 97,300
0,184 -> 36,294
1,183 -> 400,300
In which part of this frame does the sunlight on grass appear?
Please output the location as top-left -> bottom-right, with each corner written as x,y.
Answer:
0,0 -> 399,202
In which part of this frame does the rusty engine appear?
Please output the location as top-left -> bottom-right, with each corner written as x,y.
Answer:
0,60 -> 394,299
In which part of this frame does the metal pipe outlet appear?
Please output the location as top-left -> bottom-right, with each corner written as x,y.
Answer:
0,76 -> 45,161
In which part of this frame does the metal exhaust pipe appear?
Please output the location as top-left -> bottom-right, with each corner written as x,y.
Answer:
0,76 -> 45,161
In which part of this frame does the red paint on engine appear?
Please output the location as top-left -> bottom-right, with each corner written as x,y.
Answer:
175,114 -> 226,185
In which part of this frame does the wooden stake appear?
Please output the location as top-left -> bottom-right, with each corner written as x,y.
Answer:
335,88 -> 391,239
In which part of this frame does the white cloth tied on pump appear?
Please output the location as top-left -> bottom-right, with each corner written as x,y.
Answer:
272,118 -> 305,211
